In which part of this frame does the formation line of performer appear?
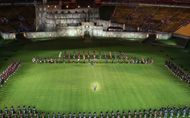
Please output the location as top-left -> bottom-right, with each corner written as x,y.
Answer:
0,60 -> 21,87
165,60 -> 190,85
32,51 -> 154,64
0,105 -> 190,118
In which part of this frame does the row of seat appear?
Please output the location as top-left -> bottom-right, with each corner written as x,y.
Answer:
112,6 -> 190,32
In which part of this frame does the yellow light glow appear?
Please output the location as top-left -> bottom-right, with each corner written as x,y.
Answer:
48,5 -> 49,8
54,6 -> 56,8
88,5 -> 90,8
49,34 -> 52,37
23,33 -> 26,37
33,36 -> 36,38
66,5 -> 69,8
147,33 -> 149,38
78,5 -> 80,8
156,34 -> 158,39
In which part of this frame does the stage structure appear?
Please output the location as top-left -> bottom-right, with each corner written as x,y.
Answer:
0,0 -> 172,40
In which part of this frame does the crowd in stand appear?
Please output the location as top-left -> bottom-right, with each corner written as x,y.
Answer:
165,60 -> 190,84
0,60 -> 21,87
32,51 -> 154,64
0,105 -> 190,118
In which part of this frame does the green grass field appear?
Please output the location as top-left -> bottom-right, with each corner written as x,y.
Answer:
0,39 -> 190,114
154,37 -> 188,47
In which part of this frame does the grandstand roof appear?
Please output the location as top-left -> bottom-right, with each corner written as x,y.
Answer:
174,24 -> 190,37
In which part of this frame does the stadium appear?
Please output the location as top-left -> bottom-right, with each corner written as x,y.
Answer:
0,0 -> 190,117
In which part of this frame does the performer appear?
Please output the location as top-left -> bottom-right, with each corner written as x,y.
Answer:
106,111 -> 109,118
93,51 -> 96,59
57,112 -> 61,118
122,111 -> 126,118
59,52 -> 62,59
170,109 -> 174,118
134,111 -> 137,118
164,109 -> 167,118
94,84 -> 97,91
79,112 -> 82,118
176,109 -> 180,118
139,110 -> 142,118
73,55 -> 75,63
89,112 -> 92,118
128,111 -> 131,118
94,112 -> 97,118
50,57 -> 53,63
63,56 -> 65,63
100,111 -> 103,118
44,58 -> 46,63
63,113 -> 66,118
83,52 -> 85,63
32,57 -> 35,63
153,109 -> 157,118
99,51 -> 101,59
78,58 -> 80,64
182,108 -> 186,117
83,112 -> 86,118
47,57 -> 50,63
112,111 -> 115,118
117,110 -> 120,118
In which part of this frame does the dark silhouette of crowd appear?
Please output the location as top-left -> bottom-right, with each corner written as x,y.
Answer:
165,60 -> 190,84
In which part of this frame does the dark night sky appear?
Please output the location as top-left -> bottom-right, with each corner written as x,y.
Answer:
76,0 -> 94,7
